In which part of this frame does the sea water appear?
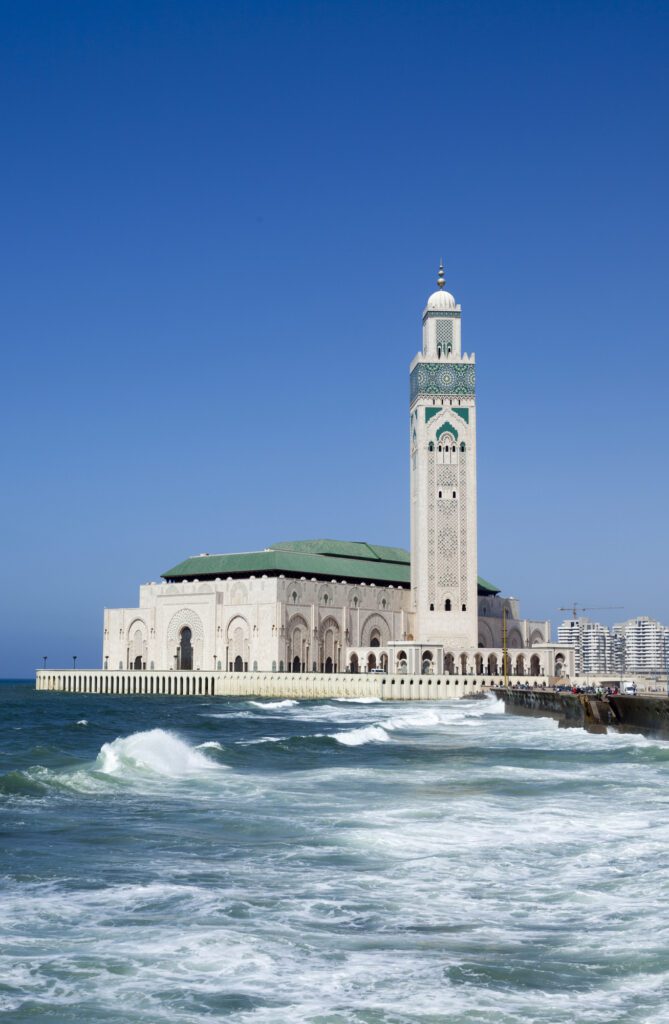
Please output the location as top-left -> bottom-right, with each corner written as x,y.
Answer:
2,681 -> 669,1023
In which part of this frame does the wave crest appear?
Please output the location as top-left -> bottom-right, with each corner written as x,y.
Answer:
333,725 -> 390,747
96,729 -> 219,779
248,699 -> 298,709
333,697 -> 382,704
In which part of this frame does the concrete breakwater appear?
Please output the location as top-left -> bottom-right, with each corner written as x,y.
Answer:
494,687 -> 669,739
36,669 -> 525,701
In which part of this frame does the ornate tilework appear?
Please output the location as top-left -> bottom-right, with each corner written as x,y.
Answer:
422,311 -> 461,320
436,422 -> 458,442
166,608 -> 204,646
459,458 -> 468,598
410,363 -> 475,404
453,407 -> 469,423
435,319 -> 454,348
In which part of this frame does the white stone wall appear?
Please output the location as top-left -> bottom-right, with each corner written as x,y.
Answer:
103,571 -> 550,676
104,575 -> 407,673
477,594 -> 549,650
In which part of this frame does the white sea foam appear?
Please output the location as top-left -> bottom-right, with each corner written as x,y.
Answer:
6,691 -> 669,1023
333,696 -> 382,704
95,729 -> 219,778
332,724 -> 390,746
75,719 -> 88,726
238,736 -> 285,745
385,708 -> 444,730
202,711 -> 253,719
248,699 -> 298,709
196,740 -> 224,751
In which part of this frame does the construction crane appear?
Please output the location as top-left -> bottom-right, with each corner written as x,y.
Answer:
558,604 -> 623,620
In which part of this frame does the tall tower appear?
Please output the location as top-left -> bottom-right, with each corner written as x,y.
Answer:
410,263 -> 478,651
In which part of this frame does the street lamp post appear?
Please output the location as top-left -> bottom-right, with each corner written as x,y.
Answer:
42,656 -> 47,669
73,656 -> 77,670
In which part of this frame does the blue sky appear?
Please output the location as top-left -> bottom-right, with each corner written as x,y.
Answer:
1,0 -> 667,676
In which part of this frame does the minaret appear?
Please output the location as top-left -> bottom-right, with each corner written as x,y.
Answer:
409,262 -> 478,651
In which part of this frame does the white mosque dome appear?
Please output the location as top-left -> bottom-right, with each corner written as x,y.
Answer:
426,288 -> 457,311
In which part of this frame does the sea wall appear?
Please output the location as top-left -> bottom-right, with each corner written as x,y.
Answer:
35,669 -> 531,701
608,695 -> 669,738
495,687 -> 669,739
492,687 -> 613,731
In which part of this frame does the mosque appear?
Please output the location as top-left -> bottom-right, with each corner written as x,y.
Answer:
102,266 -> 570,684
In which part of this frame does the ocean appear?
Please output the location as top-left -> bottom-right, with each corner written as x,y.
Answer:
1,680 -> 668,1023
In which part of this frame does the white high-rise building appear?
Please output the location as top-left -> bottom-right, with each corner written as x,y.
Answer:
557,619 -> 582,673
557,618 -> 615,675
613,617 -> 669,677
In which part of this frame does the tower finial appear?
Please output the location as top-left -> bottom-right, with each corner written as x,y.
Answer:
437,259 -> 445,289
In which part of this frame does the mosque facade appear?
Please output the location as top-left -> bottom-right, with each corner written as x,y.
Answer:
103,268 -> 570,683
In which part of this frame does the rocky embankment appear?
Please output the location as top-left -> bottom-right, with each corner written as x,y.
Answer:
493,688 -> 669,739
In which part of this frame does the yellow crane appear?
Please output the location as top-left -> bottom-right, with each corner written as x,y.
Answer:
559,604 -> 623,619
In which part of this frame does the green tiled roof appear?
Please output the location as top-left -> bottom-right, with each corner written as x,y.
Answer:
477,576 -> 500,596
162,539 -> 500,595
270,539 -> 409,564
163,548 -> 410,586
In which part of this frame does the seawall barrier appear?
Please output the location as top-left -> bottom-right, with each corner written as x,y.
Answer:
494,687 -> 669,739
35,669 -> 539,701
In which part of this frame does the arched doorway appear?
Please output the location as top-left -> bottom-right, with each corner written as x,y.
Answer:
397,650 -> 407,673
370,632 -> 381,648
488,653 -> 498,675
516,654 -> 525,675
444,652 -> 455,673
460,653 -> 467,675
531,654 -> 541,675
292,655 -> 301,673
178,627 -> 193,670
422,651 -> 433,674
234,655 -> 244,672
320,618 -> 340,674
133,655 -> 142,670
350,653 -> 359,674
367,652 -> 377,671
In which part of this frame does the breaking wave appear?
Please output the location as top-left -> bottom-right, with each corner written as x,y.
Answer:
333,696 -> 382,704
95,729 -> 220,779
332,724 -> 390,746
248,699 -> 298,709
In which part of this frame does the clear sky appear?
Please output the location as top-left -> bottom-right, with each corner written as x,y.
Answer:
1,0 -> 667,677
